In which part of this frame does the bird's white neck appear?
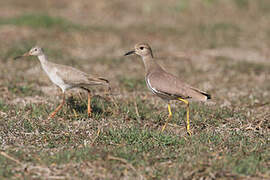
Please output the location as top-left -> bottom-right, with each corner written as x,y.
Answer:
37,54 -> 49,72
37,54 -> 48,64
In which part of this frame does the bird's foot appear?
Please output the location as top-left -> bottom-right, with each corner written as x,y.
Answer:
161,115 -> 172,132
88,111 -> 92,118
161,125 -> 166,132
187,129 -> 192,136
47,113 -> 56,120
73,109 -> 78,118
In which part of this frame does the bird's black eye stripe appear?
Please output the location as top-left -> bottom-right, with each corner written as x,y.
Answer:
140,47 -> 144,50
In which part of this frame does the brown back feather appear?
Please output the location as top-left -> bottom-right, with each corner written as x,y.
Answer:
148,68 -> 210,101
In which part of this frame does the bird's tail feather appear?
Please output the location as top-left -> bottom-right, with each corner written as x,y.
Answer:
200,91 -> 211,100
190,87 -> 211,101
98,77 -> 110,86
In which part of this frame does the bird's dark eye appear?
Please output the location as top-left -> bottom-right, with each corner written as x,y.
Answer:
34,49 -> 37,51
140,47 -> 144,50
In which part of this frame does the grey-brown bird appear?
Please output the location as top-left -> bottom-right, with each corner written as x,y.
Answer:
15,46 -> 109,119
124,43 -> 211,135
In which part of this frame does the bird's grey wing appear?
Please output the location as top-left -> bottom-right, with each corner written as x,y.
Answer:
149,71 -> 209,101
148,71 -> 191,99
54,64 -> 108,87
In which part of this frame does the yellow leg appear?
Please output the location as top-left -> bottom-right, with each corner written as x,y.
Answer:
161,103 -> 172,132
73,109 -> 78,117
178,98 -> 192,136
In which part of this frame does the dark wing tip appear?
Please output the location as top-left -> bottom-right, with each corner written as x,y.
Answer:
190,87 -> 211,100
202,92 -> 211,100
98,78 -> 109,84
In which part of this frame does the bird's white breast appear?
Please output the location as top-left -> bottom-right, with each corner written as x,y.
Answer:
146,76 -> 174,101
146,77 -> 158,94
42,66 -> 71,92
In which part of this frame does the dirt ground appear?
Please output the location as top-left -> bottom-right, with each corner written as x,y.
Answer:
0,0 -> 269,179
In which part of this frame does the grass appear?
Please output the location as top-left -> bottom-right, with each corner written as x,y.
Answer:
1,116 -> 268,178
119,77 -> 146,91
0,42 -> 34,62
0,14 -> 82,31
7,84 -> 43,97
229,61 -> 270,75
0,0 -> 270,179
0,41 -> 66,63
197,22 -> 241,48
0,83 -> 269,178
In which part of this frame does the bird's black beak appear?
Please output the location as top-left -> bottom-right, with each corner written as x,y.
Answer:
124,50 -> 135,56
14,52 -> 30,60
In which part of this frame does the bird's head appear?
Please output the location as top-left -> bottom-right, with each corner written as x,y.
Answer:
14,46 -> 44,60
124,43 -> 153,58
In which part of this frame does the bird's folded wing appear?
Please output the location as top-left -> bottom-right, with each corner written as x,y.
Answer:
148,71 -> 208,101
54,64 -> 108,86
148,71 -> 190,98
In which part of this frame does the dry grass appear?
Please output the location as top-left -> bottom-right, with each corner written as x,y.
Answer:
0,0 -> 270,179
